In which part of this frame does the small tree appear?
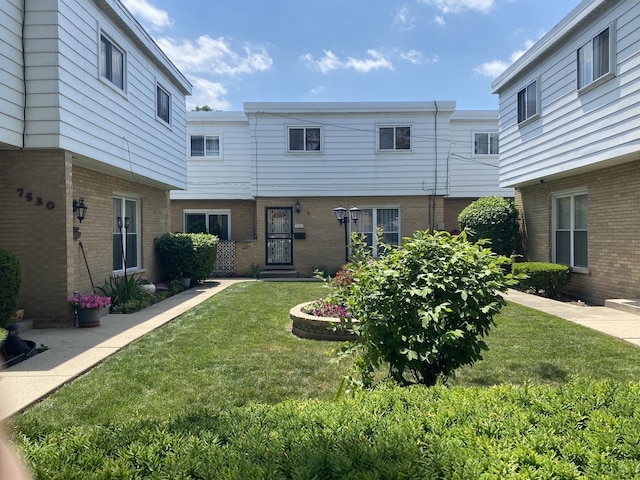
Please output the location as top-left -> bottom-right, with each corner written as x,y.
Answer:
340,230 -> 518,388
458,196 -> 519,257
0,248 -> 21,329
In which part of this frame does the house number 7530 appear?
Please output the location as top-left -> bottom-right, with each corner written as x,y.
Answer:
17,188 -> 55,210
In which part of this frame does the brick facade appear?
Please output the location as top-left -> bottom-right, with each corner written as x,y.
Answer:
0,150 -> 173,327
515,158 -> 640,304
171,195 -> 443,277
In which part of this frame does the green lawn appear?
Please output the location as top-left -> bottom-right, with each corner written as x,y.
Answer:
11,281 -> 640,431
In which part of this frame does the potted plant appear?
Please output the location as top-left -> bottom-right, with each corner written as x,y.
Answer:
67,292 -> 111,328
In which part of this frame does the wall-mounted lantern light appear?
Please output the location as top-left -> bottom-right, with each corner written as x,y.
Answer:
295,200 -> 301,213
333,205 -> 361,262
73,197 -> 88,223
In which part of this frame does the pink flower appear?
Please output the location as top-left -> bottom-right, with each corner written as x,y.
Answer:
67,293 -> 111,310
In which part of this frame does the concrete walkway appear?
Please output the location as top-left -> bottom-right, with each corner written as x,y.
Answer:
2,282 -> 640,421
0,279 -> 245,421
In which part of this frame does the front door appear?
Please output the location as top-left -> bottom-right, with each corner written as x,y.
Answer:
265,207 -> 293,266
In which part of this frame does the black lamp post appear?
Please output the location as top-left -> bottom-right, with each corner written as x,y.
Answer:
333,205 -> 361,263
117,216 -> 130,312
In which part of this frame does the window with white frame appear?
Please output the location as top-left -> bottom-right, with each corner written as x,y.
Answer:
517,80 -> 538,124
288,127 -> 321,152
113,196 -> 139,272
378,126 -> 411,151
100,34 -> 124,90
354,208 -> 400,256
184,211 -> 230,240
474,132 -> 499,155
190,135 -> 220,157
553,191 -> 588,270
156,84 -> 170,124
577,25 -> 613,90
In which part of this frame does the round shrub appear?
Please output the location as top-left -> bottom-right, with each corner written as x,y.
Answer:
458,196 -> 518,257
0,247 -> 22,329
342,231 -> 517,387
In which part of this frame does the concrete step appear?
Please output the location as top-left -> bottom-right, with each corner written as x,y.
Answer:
604,299 -> 640,316
259,269 -> 299,279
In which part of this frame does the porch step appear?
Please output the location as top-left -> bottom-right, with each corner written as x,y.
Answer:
604,299 -> 640,316
259,269 -> 299,280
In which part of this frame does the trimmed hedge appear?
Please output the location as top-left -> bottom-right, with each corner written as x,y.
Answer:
513,262 -> 572,297
458,196 -> 519,256
154,233 -> 219,283
0,247 -> 21,329
14,379 -> 640,479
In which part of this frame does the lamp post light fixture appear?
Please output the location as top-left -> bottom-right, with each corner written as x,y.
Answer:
72,197 -> 88,240
333,205 -> 361,263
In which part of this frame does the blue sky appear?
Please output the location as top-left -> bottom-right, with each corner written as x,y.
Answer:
122,0 -> 579,111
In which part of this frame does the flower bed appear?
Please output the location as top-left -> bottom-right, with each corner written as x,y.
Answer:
290,302 -> 357,341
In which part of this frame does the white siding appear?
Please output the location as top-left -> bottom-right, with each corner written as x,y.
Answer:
245,102 -> 454,197
24,0 -> 191,189
171,112 -> 253,200
494,0 -> 640,188
0,0 -> 25,148
448,111 -> 514,198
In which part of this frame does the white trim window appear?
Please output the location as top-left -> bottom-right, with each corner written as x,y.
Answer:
553,190 -> 588,271
354,207 -> 400,256
156,84 -> 171,124
184,210 -> 230,240
190,135 -> 220,158
378,126 -> 411,151
577,24 -> 614,91
288,127 -> 321,152
113,196 -> 140,273
474,132 -> 499,155
100,33 -> 124,90
517,80 -> 538,124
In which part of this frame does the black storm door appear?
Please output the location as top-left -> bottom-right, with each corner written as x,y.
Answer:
265,207 -> 293,265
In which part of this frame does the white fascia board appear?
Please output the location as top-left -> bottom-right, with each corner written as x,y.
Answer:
492,0 -> 608,93
243,101 -> 457,115
450,110 -> 498,121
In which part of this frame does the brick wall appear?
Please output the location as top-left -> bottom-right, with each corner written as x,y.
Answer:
0,150 -> 174,327
517,158 -> 640,304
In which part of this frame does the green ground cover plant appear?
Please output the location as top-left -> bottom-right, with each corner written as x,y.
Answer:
11,282 -> 640,478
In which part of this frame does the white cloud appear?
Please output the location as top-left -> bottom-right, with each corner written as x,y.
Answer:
121,0 -> 171,30
156,35 -> 273,76
393,6 -> 416,30
186,77 -> 232,111
310,86 -> 327,95
399,50 -> 439,65
473,39 -> 537,78
301,49 -> 394,74
434,15 -> 446,25
419,0 -> 495,14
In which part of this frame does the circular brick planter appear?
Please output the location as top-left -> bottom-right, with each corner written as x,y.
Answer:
290,302 -> 357,341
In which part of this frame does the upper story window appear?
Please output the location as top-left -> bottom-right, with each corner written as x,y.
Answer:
156,84 -> 171,124
288,127 -> 321,152
474,132 -> 499,155
378,126 -> 411,151
190,135 -> 220,158
100,34 -> 124,90
517,80 -> 538,124
577,25 -> 614,91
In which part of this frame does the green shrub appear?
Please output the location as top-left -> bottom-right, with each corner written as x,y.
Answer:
14,379 -> 640,479
0,247 -> 21,329
341,230 -> 518,387
513,262 -> 572,297
458,196 -> 519,256
154,233 -> 219,283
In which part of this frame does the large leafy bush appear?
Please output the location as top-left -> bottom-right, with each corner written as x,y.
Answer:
458,196 -> 518,256
154,233 -> 219,283
342,230 -> 518,387
0,247 -> 21,329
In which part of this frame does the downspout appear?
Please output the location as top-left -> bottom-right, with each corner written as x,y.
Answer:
21,0 -> 27,148
432,101 -> 439,230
